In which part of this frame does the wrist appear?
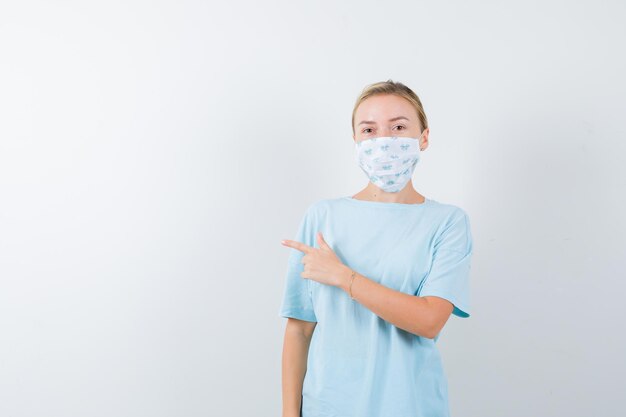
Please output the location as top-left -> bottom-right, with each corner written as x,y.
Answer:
337,265 -> 353,292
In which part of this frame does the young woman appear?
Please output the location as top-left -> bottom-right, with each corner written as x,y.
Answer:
279,80 -> 474,417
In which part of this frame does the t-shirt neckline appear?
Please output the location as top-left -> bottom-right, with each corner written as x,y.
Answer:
342,196 -> 432,208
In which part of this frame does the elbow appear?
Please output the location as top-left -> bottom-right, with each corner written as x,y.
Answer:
422,316 -> 442,340
409,321 -> 439,339
409,295 -> 447,339
422,326 -> 438,340
411,327 -> 437,339
426,327 -> 440,340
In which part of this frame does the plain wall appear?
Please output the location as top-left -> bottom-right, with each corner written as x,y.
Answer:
1,1 -> 624,416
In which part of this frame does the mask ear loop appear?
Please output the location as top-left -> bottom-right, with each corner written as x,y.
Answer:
417,129 -> 426,151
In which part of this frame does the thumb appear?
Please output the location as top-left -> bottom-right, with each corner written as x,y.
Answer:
317,232 -> 332,251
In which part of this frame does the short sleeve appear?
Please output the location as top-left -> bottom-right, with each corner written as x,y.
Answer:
278,205 -> 318,322
417,208 -> 473,318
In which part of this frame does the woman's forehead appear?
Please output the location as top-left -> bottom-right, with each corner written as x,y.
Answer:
355,95 -> 417,122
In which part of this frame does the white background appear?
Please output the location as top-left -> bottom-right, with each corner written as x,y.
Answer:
1,1 -> 624,416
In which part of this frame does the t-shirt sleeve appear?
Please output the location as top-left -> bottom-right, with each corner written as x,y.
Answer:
417,208 -> 474,318
278,205 -> 318,322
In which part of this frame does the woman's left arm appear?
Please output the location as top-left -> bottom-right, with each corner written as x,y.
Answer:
336,267 -> 454,339
281,231 -> 454,339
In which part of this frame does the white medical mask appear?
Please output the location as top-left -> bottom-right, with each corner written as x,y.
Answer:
354,135 -> 423,193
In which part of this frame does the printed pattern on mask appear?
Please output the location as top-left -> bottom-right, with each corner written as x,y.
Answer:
355,136 -> 421,192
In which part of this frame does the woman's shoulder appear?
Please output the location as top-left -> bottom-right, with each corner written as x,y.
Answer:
429,199 -> 469,217
300,197 -> 339,216
426,201 -> 471,232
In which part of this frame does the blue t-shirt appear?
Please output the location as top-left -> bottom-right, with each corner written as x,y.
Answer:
278,196 -> 474,417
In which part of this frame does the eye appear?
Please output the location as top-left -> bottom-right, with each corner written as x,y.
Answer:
362,128 -> 373,134
393,125 -> 406,131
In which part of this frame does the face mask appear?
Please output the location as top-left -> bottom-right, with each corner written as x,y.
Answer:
354,134 -> 423,193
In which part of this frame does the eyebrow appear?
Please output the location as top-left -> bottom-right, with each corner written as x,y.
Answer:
358,116 -> 410,126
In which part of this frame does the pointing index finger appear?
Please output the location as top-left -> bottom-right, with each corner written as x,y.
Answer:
281,239 -> 314,254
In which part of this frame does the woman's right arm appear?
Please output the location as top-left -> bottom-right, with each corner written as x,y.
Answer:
281,317 -> 317,417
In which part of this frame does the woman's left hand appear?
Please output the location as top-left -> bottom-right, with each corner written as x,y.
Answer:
281,232 -> 350,288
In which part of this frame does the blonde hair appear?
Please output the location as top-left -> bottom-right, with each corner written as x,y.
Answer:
351,79 -> 429,136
